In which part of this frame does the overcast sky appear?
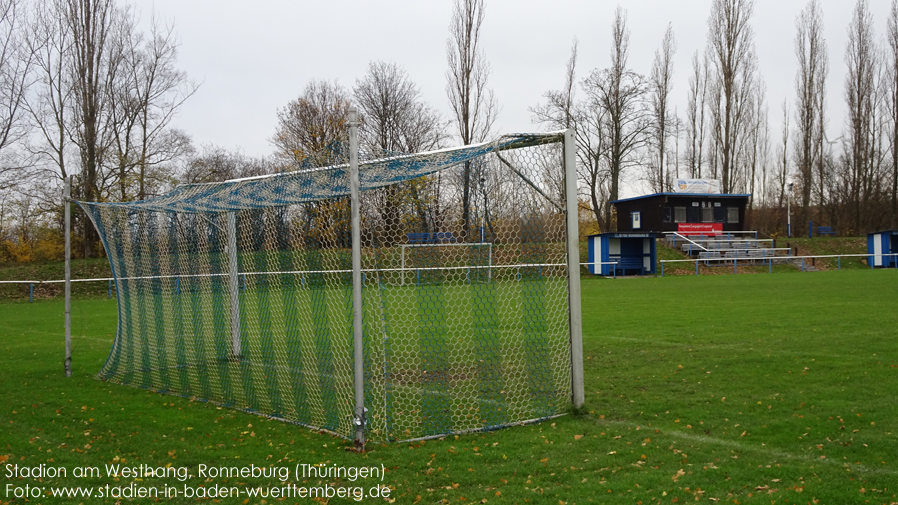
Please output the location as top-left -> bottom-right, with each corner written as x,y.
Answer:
142,0 -> 892,194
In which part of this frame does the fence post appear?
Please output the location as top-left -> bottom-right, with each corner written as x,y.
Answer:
29,283 -> 33,303
108,279 -> 112,298
349,107 -> 366,450
838,257 -> 841,270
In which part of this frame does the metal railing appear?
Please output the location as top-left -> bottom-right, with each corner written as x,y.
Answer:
660,253 -> 898,277
0,277 -> 115,302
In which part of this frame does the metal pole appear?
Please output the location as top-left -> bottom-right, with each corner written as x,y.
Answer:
563,129 -> 584,409
227,212 -> 241,356
349,107 -> 366,449
64,176 -> 72,377
787,198 -> 792,238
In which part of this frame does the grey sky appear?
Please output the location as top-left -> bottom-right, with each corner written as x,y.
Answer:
144,0 -> 890,194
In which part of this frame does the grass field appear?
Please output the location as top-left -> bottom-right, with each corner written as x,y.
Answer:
1,269 -> 897,504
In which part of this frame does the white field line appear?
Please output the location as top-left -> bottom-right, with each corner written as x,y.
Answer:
595,417 -> 898,476
590,334 -> 889,361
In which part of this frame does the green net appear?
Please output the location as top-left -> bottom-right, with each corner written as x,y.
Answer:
78,132 -> 575,443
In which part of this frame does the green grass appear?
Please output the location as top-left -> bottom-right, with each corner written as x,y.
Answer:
1,270 -> 897,503
783,236 -> 871,270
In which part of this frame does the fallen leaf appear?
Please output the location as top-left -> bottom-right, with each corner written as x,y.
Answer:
672,468 -> 685,482
574,435 -> 583,440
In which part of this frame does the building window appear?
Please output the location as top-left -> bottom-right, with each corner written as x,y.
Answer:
663,207 -> 672,223
631,211 -> 641,229
727,207 -> 739,224
674,206 -> 686,223
701,207 -> 714,223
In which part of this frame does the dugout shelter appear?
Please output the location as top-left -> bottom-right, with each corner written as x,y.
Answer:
587,232 -> 657,276
867,230 -> 898,268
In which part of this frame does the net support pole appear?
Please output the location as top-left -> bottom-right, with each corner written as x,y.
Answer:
64,176 -> 72,377
349,107 -> 366,450
563,128 -> 584,408
227,211 -> 241,357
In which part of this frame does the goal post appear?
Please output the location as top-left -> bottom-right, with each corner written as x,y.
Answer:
564,128 -> 584,409
72,126 -> 583,446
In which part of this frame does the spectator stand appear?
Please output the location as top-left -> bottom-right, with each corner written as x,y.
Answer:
663,230 -> 791,267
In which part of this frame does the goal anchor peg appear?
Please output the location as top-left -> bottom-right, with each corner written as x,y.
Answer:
352,407 -> 368,452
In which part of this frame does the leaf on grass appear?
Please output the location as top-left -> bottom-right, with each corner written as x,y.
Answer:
672,468 -> 685,482
574,435 -> 583,440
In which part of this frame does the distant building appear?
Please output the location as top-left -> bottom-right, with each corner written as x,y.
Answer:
611,192 -> 751,235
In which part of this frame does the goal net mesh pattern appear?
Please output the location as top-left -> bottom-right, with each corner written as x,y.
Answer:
78,132 -> 573,443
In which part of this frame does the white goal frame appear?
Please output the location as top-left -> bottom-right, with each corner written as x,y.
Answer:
399,242 -> 493,285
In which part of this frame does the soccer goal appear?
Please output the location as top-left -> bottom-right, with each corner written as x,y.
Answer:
71,110 -> 583,448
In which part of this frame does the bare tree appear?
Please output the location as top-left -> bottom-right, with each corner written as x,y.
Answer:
684,51 -> 709,178
776,100 -> 791,233
272,80 -> 352,246
61,0 -> 133,256
706,0 -> 759,193
583,6 -> 647,229
887,0 -> 898,227
271,79 -> 350,168
24,0 -> 73,184
843,0 -> 879,233
109,16 -> 196,200
445,0 -> 497,241
740,80 -> 767,211
353,61 -> 448,242
182,144 -> 270,184
354,61 -> 446,155
648,24 -> 676,192
533,40 -> 602,226
531,39 -> 578,131
0,0 -> 32,191
793,0 -> 828,230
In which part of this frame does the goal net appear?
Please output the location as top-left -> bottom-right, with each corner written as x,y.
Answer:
76,124 -> 582,444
